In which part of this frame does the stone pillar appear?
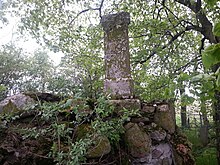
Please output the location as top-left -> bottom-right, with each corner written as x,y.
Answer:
101,12 -> 133,99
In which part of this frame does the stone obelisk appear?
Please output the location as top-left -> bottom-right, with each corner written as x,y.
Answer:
101,12 -> 134,99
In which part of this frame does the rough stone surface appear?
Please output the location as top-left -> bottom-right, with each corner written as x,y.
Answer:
124,122 -> 151,158
87,135 -> 111,158
150,129 -> 167,142
0,93 -> 35,114
101,12 -> 133,99
131,117 -> 150,124
142,103 -> 156,113
108,99 -> 141,114
157,104 -> 169,112
154,103 -> 176,134
133,143 -> 173,165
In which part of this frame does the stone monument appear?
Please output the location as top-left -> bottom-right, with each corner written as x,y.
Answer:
101,12 -> 133,99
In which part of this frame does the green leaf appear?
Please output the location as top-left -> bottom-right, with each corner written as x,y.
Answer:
190,74 -> 215,82
213,22 -> 220,37
178,73 -> 190,81
63,99 -> 73,108
217,74 -> 220,87
205,0 -> 218,6
202,44 -> 220,69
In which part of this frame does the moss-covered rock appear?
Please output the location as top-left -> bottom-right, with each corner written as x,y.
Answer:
154,104 -> 175,134
87,135 -> 111,158
124,122 -> 151,158
0,93 -> 35,114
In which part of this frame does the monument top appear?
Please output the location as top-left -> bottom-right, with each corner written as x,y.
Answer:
100,12 -> 130,33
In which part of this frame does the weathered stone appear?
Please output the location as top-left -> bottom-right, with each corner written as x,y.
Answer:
124,122 -> 151,158
157,104 -> 169,112
87,135 -> 111,158
76,124 -> 112,159
151,144 -> 173,165
152,148 -> 163,159
131,117 -> 150,124
150,130 -> 167,142
162,158 -> 172,165
132,154 -> 152,164
154,103 -> 175,134
108,99 -> 141,114
76,124 -> 92,140
142,103 -> 156,113
101,12 -> 134,99
0,93 -> 35,114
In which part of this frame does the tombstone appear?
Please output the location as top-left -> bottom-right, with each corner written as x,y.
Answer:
101,12 -> 134,99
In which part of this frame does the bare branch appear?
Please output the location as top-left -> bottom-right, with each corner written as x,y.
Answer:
199,37 -> 206,54
175,0 -> 217,43
174,0 -> 197,12
69,0 -> 105,26
134,23 -> 202,65
68,8 -> 99,26
173,55 -> 202,74
99,0 -> 105,18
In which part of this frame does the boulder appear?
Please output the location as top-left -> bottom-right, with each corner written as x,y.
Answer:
150,129 -> 167,142
87,135 -> 111,158
154,103 -> 175,134
0,93 -> 35,114
76,125 -> 111,159
124,122 -> 151,158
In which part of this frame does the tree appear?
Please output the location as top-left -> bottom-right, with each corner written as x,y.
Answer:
7,0 -> 220,161
0,44 -> 27,98
21,49 -> 55,92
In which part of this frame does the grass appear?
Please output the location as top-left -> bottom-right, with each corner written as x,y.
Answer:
182,128 -> 217,165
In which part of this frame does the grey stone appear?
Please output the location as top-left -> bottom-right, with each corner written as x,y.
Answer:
124,123 -> 151,158
0,93 -> 35,113
131,117 -> 150,123
152,149 -> 163,159
157,104 -> 169,112
142,104 -> 155,113
150,130 -> 167,142
101,12 -> 133,99
154,103 -> 175,134
87,135 -> 111,158
152,143 -> 172,159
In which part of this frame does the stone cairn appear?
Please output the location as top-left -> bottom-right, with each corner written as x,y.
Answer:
101,12 -> 194,165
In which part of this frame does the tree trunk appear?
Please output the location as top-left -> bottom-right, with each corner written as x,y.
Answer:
214,90 -> 220,164
199,100 -> 209,146
180,87 -> 187,128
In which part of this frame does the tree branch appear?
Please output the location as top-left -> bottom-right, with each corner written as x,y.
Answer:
135,25 -> 196,64
199,37 -> 206,54
175,0 -> 217,43
69,0 -> 105,26
173,55 -> 202,74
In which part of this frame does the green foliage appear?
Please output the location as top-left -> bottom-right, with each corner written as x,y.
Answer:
0,85 -> 7,101
0,44 -> 27,94
202,44 -> 220,69
0,85 -> 6,92
205,0 -> 219,7
0,94 -> 139,164
183,128 -> 217,165
196,147 -> 218,165
213,22 -> 220,37
92,96 -> 140,143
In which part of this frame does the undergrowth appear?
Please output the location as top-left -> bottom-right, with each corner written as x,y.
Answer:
0,95 -> 139,165
183,128 -> 217,165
